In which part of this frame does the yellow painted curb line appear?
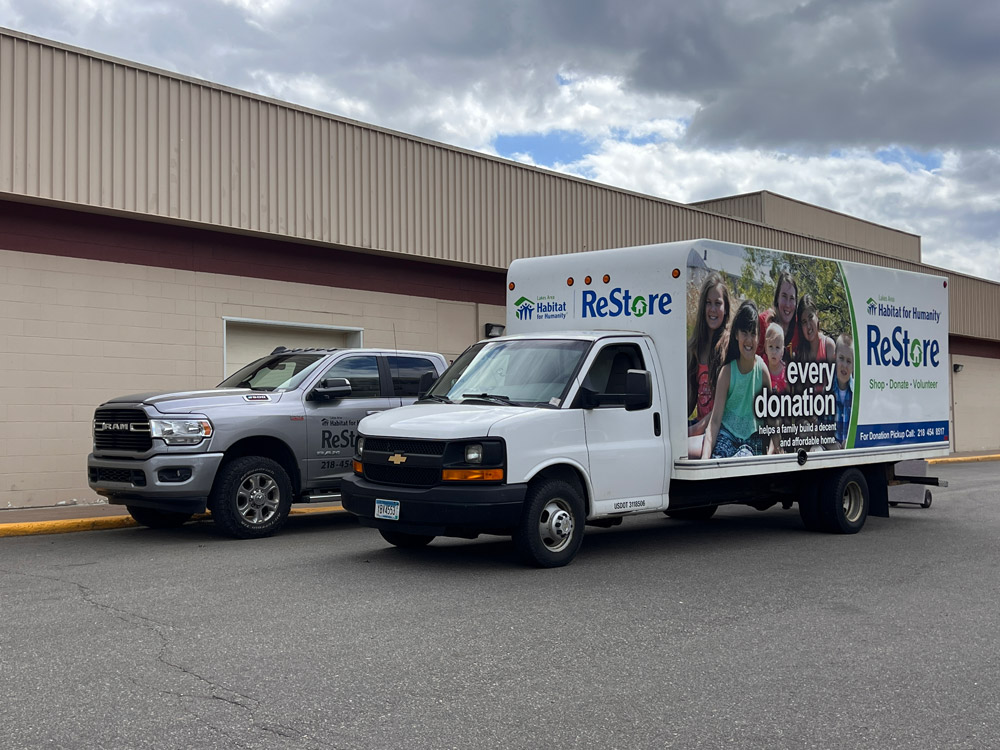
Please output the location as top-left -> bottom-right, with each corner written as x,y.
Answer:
0,505 -> 346,538
0,516 -> 138,538
928,455 -> 1000,464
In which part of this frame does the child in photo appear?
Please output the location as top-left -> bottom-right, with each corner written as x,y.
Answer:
701,300 -> 773,459
764,322 -> 787,394
832,332 -> 855,449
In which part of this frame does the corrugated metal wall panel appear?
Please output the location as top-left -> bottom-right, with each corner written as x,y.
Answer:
1,27 -> 998,342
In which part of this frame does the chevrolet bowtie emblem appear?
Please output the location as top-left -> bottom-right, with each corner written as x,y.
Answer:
388,453 -> 407,465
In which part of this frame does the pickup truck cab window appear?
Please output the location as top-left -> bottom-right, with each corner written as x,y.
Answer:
387,355 -> 439,397
318,355 -> 381,398
218,353 -> 326,391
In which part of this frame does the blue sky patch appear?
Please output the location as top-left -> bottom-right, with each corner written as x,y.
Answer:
494,131 -> 592,167
874,146 -> 943,172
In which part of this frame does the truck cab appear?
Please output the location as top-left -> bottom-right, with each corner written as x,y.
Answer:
342,332 -> 667,565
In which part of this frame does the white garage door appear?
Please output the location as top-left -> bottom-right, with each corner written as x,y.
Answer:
952,354 -> 1000,452
224,320 -> 363,377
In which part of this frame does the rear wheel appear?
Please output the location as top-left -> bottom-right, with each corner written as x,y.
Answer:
209,456 -> 292,539
922,489 -> 933,509
513,479 -> 585,568
665,505 -> 718,521
379,530 -> 435,548
819,468 -> 869,533
126,506 -> 192,529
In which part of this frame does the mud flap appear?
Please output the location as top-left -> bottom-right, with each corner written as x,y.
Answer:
863,464 -> 890,518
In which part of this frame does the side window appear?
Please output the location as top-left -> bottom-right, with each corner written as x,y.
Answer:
387,356 -> 438,397
319,356 -> 381,398
581,344 -> 645,406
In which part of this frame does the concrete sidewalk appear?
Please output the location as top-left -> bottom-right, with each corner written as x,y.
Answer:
2,452 -> 996,537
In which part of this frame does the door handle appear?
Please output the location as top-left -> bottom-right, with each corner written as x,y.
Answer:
367,410 -> 385,415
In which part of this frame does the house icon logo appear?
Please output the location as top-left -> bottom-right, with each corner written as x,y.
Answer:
866,297 -> 877,315
514,296 -> 534,320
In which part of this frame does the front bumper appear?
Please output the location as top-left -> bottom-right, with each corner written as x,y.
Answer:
341,475 -> 527,538
87,452 -> 225,514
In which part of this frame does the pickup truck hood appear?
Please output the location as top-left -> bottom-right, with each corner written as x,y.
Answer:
102,389 -> 286,414
360,402 -> 537,439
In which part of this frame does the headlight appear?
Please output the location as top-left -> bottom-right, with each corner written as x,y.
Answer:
150,418 -> 213,445
357,436 -> 366,456
464,443 -> 483,463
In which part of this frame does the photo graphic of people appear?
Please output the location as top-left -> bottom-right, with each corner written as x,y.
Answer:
686,245 -> 855,459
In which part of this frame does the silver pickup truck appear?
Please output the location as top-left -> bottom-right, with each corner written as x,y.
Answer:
88,347 -> 447,538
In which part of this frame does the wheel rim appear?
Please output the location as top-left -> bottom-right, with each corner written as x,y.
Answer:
537,497 -> 575,553
236,472 -> 280,525
842,481 -> 864,523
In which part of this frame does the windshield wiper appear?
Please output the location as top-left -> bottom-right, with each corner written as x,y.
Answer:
462,392 -> 516,405
418,394 -> 452,404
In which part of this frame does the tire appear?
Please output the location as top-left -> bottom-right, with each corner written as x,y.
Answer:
665,505 -> 718,521
818,468 -> 869,534
126,505 -> 193,529
922,489 -> 933,509
379,530 -> 435,548
513,479 -> 585,568
208,456 -> 292,539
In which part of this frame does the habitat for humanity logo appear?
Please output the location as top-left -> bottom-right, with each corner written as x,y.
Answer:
866,297 -> 877,315
514,297 -> 534,320
514,295 -> 568,321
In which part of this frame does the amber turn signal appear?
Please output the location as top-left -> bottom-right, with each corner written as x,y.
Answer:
442,468 -> 505,481
353,459 -> 363,475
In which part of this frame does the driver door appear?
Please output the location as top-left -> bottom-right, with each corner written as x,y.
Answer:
579,340 -> 668,515
304,355 -> 392,486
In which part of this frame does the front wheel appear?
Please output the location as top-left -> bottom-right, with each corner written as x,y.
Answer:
379,530 -> 435,548
126,506 -> 193,529
513,479 -> 585,568
819,468 -> 869,534
209,456 -> 293,539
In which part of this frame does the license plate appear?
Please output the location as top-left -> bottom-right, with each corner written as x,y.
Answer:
374,499 -> 400,521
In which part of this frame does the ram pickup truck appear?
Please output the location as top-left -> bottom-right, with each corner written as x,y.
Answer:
88,347 -> 447,538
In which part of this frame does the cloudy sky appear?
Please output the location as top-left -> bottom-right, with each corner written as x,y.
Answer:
2,0 -> 998,281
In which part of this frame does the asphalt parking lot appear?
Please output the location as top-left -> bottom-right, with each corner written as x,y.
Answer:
2,459 -> 998,749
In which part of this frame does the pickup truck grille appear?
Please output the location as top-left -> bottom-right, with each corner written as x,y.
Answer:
364,438 -> 446,456
93,408 -> 152,452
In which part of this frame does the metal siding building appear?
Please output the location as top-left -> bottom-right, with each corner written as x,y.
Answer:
1,27 -> 997,508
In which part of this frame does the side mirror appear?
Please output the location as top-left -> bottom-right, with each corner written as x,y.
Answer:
312,377 -> 352,400
417,370 -> 438,398
624,369 -> 652,411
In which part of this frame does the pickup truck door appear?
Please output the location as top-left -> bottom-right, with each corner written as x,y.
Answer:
304,354 -> 394,487
579,340 -> 668,515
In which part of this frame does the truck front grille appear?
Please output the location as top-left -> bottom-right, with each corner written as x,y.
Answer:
363,465 -> 440,487
365,438 -> 446,456
89,467 -> 147,486
93,408 -> 152,452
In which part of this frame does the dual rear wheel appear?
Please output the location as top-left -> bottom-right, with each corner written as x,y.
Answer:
799,467 -> 869,534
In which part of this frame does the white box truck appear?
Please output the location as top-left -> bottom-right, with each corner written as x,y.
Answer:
341,239 -> 950,566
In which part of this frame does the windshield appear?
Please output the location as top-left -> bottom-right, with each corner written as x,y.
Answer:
426,339 -> 590,407
217,353 -> 327,391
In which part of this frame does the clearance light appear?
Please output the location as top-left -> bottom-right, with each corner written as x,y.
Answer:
442,468 -> 504,482
584,276 -> 592,285
353,460 -> 363,475
672,268 -> 681,278
567,277 -> 574,286
509,282 -> 515,290
603,274 -> 610,283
